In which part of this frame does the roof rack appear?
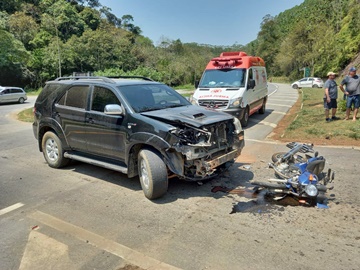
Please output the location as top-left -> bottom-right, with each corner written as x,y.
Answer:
108,75 -> 154,81
54,76 -> 116,83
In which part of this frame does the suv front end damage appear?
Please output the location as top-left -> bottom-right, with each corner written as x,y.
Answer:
165,118 -> 244,180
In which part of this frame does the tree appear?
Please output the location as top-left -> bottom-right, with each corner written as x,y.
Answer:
121,15 -> 141,35
256,15 -> 280,75
8,11 -> 39,49
0,11 -> 9,29
99,6 -> 121,27
0,0 -> 20,14
0,30 -> 32,86
41,0 -> 86,41
79,7 -> 100,30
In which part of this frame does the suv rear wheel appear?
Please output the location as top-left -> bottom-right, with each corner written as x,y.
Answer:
42,131 -> 70,168
138,149 -> 168,199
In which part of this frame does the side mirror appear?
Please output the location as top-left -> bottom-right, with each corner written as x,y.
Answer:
194,80 -> 199,88
247,79 -> 256,89
104,104 -> 123,115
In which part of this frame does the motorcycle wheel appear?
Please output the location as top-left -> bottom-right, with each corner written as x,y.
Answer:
271,152 -> 287,163
316,192 -> 327,204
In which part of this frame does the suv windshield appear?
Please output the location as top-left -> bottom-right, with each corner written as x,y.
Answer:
199,68 -> 246,88
118,84 -> 190,113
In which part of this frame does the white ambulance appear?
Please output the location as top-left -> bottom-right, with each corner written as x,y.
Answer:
191,51 -> 268,127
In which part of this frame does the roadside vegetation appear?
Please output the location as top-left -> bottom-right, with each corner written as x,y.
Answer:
270,87 -> 360,146
17,107 -> 33,122
1,0 -> 359,90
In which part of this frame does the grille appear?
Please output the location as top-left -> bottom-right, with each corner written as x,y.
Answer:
198,99 -> 228,109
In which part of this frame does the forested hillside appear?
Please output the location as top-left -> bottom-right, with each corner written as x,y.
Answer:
0,0 -> 359,89
246,0 -> 360,79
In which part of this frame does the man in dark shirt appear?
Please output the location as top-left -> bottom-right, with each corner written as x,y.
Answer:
340,67 -> 360,121
324,71 -> 339,122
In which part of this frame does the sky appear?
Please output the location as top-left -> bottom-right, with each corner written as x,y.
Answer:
99,0 -> 304,46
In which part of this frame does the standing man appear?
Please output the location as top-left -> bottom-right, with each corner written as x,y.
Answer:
339,67 -> 360,121
324,71 -> 339,122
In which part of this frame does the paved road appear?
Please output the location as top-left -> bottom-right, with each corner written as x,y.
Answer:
2,85 -> 358,270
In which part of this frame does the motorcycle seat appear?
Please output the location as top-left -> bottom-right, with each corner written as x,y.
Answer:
307,158 -> 325,176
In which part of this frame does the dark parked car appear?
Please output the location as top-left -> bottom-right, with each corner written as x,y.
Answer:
0,86 -> 27,104
33,76 -> 245,199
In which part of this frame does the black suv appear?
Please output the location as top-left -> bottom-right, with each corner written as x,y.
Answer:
33,76 -> 244,199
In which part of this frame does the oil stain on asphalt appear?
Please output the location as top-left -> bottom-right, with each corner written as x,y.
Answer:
211,186 -> 300,214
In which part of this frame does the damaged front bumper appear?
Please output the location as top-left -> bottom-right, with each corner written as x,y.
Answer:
164,131 -> 245,180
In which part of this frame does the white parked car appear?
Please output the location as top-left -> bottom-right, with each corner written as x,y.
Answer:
291,77 -> 324,89
0,86 -> 27,104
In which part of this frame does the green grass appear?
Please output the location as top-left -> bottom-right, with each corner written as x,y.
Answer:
25,88 -> 42,96
173,84 -> 195,91
17,107 -> 33,122
269,77 -> 292,84
280,87 -> 360,144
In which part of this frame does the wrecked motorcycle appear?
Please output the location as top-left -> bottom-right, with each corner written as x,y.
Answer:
251,142 -> 335,206
269,142 -> 326,179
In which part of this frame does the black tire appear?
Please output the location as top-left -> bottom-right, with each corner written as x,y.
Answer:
250,181 -> 287,189
317,184 -> 327,192
312,84 -> 318,88
18,97 -> 25,104
42,131 -> 70,168
138,149 -> 168,200
292,84 -> 299,89
240,107 -> 249,127
271,152 -> 287,163
259,98 -> 266,114
316,192 -> 327,204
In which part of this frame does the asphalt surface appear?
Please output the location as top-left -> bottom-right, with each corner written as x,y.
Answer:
1,84 -> 359,270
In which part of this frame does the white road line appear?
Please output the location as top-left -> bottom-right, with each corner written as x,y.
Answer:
249,119 -> 277,128
269,98 -> 298,102
29,211 -> 181,270
0,202 -> 24,216
270,111 -> 287,115
246,139 -> 282,145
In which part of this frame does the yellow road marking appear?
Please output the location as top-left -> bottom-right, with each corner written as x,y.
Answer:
29,211 -> 182,270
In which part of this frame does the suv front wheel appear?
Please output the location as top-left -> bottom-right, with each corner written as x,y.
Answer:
42,131 -> 70,168
138,149 -> 168,199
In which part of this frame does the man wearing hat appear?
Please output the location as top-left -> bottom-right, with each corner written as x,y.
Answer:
324,71 -> 339,122
340,67 -> 360,121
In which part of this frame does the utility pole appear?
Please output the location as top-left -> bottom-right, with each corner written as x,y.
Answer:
55,26 -> 61,77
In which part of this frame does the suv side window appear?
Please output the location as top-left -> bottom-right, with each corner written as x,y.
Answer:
58,85 -> 89,109
91,86 -> 120,112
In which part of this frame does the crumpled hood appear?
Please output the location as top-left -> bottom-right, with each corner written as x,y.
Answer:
141,105 -> 234,128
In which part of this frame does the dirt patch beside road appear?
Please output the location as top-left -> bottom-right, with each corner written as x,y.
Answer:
269,90 -> 360,147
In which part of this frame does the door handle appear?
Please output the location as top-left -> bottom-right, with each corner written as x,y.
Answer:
86,117 -> 94,124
